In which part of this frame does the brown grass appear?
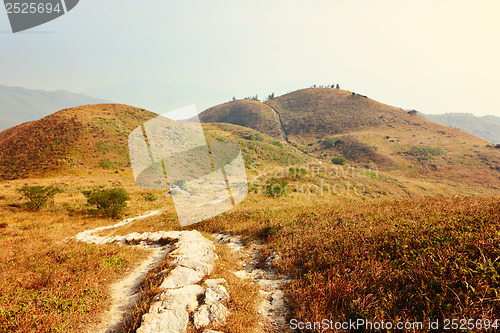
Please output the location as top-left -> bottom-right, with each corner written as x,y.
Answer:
0,170 -> 169,332
193,196 -> 500,331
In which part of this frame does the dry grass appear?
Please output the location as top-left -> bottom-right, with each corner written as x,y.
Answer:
0,170 -> 168,333
197,241 -> 262,333
120,253 -> 173,333
194,196 -> 500,330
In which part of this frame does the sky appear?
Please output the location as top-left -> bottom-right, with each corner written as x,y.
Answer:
1,0 -> 499,118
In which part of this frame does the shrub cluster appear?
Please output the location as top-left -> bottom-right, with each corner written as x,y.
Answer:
263,177 -> 289,198
82,187 -> 130,219
289,167 -> 307,179
331,156 -> 347,165
404,145 -> 445,160
17,185 -> 63,211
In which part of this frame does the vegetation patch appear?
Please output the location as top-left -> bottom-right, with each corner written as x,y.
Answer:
263,178 -> 289,198
333,136 -> 379,163
404,145 -> 445,161
99,158 -> 119,169
17,185 -> 63,211
331,156 -> 347,165
195,197 -> 500,329
82,187 -> 130,219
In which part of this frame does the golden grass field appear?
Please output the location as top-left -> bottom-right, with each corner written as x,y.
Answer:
1,165 -> 498,332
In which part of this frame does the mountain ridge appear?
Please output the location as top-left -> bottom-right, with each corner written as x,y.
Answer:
0,84 -> 108,131
421,112 -> 500,144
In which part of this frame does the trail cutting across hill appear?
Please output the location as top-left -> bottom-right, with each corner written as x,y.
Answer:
264,102 -> 289,143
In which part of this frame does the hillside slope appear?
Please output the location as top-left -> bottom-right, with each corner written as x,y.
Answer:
200,88 -> 500,191
200,99 -> 283,139
0,104 -> 311,180
0,104 -> 157,179
0,84 -> 108,131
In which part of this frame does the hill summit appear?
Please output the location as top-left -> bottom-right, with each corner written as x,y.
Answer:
0,104 -> 156,179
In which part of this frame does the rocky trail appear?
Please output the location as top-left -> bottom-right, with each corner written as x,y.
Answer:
73,211 -> 291,333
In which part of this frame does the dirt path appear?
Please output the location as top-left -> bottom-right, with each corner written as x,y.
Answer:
212,233 -> 291,332
73,211 -> 171,333
74,212 -> 292,333
91,245 -> 172,333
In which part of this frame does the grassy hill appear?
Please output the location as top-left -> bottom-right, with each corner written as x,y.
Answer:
200,99 -> 284,139
0,93 -> 499,332
0,104 -> 311,180
200,88 -> 500,193
0,104 -> 157,180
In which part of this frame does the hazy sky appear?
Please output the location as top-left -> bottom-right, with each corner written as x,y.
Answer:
1,0 -> 499,117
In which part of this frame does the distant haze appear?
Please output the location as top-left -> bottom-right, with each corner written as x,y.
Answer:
0,0 -> 499,118
421,113 -> 500,144
0,85 -> 107,131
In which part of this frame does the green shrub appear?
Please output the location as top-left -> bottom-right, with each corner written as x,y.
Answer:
172,179 -> 188,191
298,145 -> 312,153
404,145 -> 445,160
243,132 -> 264,141
82,187 -> 130,219
142,192 -> 157,201
272,141 -> 284,147
289,167 -> 307,179
323,138 -> 341,148
264,177 -> 289,198
99,158 -> 118,169
17,185 -> 62,211
331,156 -> 347,165
360,169 -> 379,179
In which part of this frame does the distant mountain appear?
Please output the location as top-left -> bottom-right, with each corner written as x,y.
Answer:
0,84 -> 108,131
421,113 -> 500,144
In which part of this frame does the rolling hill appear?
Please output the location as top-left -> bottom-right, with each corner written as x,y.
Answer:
200,88 -> 500,192
0,84 -> 108,131
200,99 -> 283,140
1,88 -> 499,195
0,104 -> 311,180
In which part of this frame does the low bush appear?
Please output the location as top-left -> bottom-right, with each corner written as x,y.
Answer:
271,141 -> 283,147
322,137 -> 341,148
331,156 -> 347,165
82,187 -> 130,219
142,192 -> 157,202
289,167 -> 307,179
99,158 -> 118,169
171,179 -> 188,191
404,145 -> 445,160
263,177 -> 289,198
17,185 -> 62,211
243,132 -> 264,141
